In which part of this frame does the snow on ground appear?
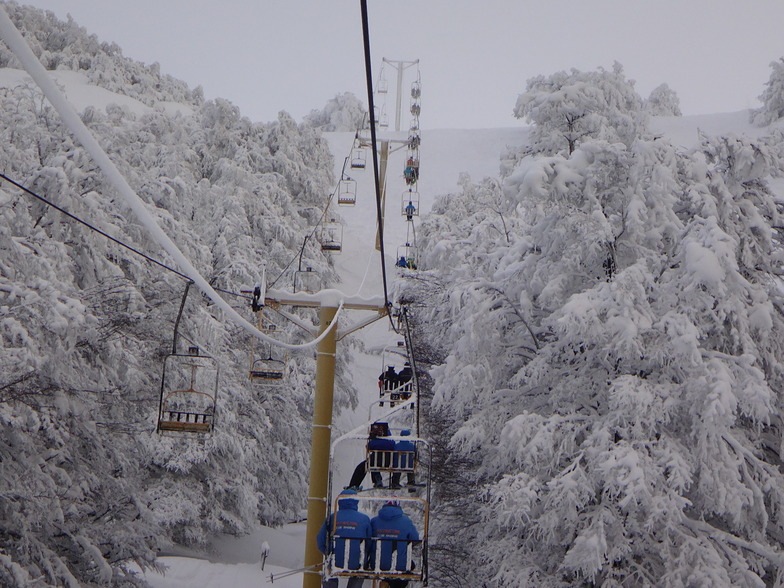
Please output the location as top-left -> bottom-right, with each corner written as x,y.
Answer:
130,558 -> 303,588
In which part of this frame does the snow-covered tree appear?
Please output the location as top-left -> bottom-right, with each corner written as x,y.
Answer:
0,3 -> 350,584
645,82 -> 682,116
416,66 -> 784,586
514,62 -> 647,155
303,92 -> 367,132
752,57 -> 784,126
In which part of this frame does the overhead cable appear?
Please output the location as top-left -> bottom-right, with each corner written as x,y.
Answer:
0,5 -> 342,351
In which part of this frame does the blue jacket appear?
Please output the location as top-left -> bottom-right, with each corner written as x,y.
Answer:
317,494 -> 371,570
370,505 -> 420,571
368,436 -> 395,468
393,438 -> 417,469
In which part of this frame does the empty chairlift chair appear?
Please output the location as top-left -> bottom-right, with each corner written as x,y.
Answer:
319,220 -> 343,253
350,148 -> 367,170
338,178 -> 357,206
157,347 -> 218,434
249,349 -> 286,381
294,266 -> 320,293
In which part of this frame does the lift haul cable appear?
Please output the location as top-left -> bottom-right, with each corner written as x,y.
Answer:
1,173 -> 256,304
0,172 -> 194,281
360,0 -> 391,311
0,6 -> 345,352
268,174 -> 341,290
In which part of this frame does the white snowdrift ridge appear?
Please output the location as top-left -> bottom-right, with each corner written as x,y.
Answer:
0,4 -> 344,352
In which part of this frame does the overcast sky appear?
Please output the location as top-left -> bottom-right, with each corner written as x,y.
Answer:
15,0 -> 784,129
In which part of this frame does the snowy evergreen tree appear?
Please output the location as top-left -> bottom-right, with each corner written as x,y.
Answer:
645,82 -> 682,116
752,57 -> 784,126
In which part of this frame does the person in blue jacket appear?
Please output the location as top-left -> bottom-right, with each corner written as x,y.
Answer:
348,422 -> 396,489
369,499 -> 420,583
317,489 -> 371,588
390,430 -> 418,490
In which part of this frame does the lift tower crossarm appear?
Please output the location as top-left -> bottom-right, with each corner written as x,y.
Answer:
381,58 -> 420,131
265,288 -> 385,311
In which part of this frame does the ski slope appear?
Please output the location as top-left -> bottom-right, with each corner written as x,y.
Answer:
2,62 -> 768,586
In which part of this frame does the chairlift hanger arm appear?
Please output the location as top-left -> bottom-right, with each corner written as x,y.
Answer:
336,309 -> 387,341
266,302 -> 318,337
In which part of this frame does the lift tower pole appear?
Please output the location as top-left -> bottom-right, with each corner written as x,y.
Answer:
260,290 -> 388,588
381,58 -> 419,131
302,302 -> 338,588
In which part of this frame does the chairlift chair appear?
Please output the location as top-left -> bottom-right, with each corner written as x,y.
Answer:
396,242 -> 418,271
294,266 -> 320,293
378,343 -> 412,407
325,437 -> 432,586
350,148 -> 367,170
401,190 -> 420,219
410,101 -> 421,117
337,178 -> 357,206
250,352 -> 286,381
403,157 -> 419,186
411,80 -> 421,99
157,347 -> 218,434
319,220 -> 343,253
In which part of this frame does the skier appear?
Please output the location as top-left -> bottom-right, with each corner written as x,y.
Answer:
259,540 -> 270,570
348,422 -> 395,489
398,362 -> 413,396
369,499 -> 420,586
380,365 -> 398,393
403,159 -> 419,185
404,201 -> 416,220
396,256 -> 408,268
390,430 -> 418,490
317,489 -> 371,588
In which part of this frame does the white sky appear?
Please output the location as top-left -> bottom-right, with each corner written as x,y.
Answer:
15,0 -> 784,129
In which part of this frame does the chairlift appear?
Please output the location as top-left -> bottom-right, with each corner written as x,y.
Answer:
378,113 -> 389,129
325,436 -> 432,586
157,347 -> 218,434
396,242 -> 418,271
401,190 -> 420,219
378,343 -> 413,407
250,347 -> 286,381
411,80 -> 421,99
294,266 -> 320,293
403,157 -> 419,186
337,178 -> 357,206
319,220 -> 343,253
350,148 -> 367,170
410,101 -> 421,117
377,77 -> 388,94
408,133 -> 421,151
409,118 -> 419,132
